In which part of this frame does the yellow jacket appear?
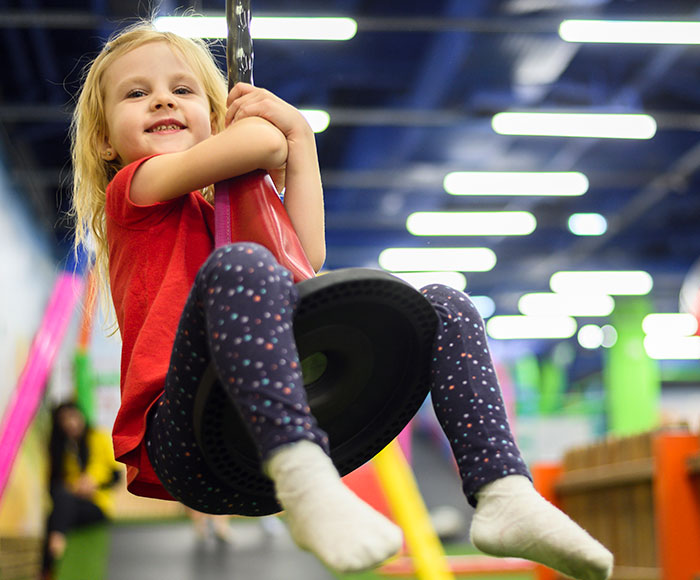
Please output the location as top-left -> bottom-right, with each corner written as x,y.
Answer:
61,429 -> 121,517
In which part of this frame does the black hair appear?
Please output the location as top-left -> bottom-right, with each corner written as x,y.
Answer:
48,402 -> 90,484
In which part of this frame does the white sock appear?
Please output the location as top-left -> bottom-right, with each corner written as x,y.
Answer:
264,440 -> 403,572
470,475 -> 613,580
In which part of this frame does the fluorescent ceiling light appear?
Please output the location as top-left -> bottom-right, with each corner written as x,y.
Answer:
601,325 -> 618,348
300,109 -> 330,133
559,19 -> 700,45
407,211 -> 536,236
642,313 -> 698,337
644,336 -> 700,360
518,292 -> 615,317
155,16 -> 225,37
444,171 -> 588,196
577,324 -> 617,349
470,295 -> 496,319
568,213 -> 608,236
550,271 -> 653,296
578,324 -> 604,349
251,17 -> 357,40
154,16 -> 357,40
486,315 -> 577,340
391,271 -> 467,291
379,248 -> 497,272
492,112 -> 656,139
388,273 -> 496,318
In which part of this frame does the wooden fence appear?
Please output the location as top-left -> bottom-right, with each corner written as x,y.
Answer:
532,426 -> 700,580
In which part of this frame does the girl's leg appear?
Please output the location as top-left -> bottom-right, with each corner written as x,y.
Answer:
147,243 -> 400,571
147,242 -> 329,512
42,485 -> 106,574
421,284 -> 613,580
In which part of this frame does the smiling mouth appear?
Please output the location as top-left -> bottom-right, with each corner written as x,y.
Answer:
146,123 -> 185,133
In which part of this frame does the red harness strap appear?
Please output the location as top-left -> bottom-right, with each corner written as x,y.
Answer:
214,170 -> 315,283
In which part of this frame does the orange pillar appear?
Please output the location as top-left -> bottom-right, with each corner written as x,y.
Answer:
77,270 -> 98,352
74,271 -> 98,422
652,432 -> 700,580
531,463 -> 563,580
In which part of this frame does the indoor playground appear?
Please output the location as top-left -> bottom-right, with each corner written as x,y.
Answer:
1,1 -> 700,580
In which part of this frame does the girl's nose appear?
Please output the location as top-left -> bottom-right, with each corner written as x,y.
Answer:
151,92 -> 175,110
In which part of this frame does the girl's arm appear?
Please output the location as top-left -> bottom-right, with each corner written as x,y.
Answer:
129,116 -> 288,205
226,84 -> 326,272
278,123 -> 325,272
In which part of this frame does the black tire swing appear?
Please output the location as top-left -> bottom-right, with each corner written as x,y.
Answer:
192,0 -> 438,516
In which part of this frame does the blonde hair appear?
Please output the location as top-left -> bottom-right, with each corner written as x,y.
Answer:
70,21 -> 228,298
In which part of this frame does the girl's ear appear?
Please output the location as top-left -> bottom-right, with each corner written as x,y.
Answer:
99,135 -> 117,161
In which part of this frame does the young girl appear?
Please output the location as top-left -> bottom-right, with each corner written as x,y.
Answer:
70,22 -> 613,578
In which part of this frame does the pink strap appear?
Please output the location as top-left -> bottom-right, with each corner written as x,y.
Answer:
214,181 -> 232,248
212,172 -> 315,282
0,272 -> 84,501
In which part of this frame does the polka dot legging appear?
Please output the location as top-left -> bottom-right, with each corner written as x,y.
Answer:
146,243 -> 329,514
145,242 -> 529,514
421,284 -> 530,506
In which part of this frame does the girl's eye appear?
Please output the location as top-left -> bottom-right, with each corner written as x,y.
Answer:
174,87 -> 192,95
126,89 -> 146,99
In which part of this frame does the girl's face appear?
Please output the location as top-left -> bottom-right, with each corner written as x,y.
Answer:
101,41 -> 214,166
58,407 -> 86,440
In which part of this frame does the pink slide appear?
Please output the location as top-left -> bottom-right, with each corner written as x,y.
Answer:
0,271 -> 85,500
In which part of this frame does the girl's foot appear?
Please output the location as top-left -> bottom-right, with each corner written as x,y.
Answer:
265,440 -> 402,572
470,475 -> 613,580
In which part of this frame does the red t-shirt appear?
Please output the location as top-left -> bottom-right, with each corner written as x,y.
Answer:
106,157 -> 215,500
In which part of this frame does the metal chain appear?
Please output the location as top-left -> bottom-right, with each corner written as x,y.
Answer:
226,0 -> 253,89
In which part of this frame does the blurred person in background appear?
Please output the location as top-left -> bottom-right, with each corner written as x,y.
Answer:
41,402 -> 121,580
185,507 -> 234,544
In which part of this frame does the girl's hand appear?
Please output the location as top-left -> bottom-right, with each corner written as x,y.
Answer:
268,166 -> 287,193
225,83 -> 312,141
225,84 -> 325,271
73,474 -> 98,499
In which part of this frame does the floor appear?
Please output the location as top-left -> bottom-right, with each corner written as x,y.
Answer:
107,432 -> 473,580
108,518 -> 333,580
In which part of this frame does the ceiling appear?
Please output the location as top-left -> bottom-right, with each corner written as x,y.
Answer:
2,0 -> 700,360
